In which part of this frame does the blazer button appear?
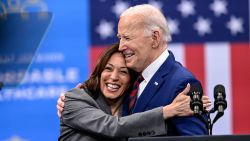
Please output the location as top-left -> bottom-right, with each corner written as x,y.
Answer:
138,132 -> 142,136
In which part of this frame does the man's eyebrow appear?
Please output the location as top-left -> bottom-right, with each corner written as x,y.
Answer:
124,33 -> 131,37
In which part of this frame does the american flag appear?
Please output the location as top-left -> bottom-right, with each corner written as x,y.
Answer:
90,0 -> 250,135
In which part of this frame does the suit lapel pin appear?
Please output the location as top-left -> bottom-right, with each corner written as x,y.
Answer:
154,82 -> 158,86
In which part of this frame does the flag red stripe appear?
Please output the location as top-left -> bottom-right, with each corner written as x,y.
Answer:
90,46 -> 107,71
231,43 -> 250,134
185,44 -> 206,93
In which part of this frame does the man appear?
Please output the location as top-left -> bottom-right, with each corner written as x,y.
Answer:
58,4 -> 208,136
116,4 -> 207,135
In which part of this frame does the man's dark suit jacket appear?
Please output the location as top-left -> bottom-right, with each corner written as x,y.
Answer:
123,51 -> 208,136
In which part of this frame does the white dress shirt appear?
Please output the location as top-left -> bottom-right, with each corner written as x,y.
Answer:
137,49 -> 170,98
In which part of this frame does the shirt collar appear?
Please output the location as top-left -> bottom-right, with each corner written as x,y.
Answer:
142,49 -> 169,83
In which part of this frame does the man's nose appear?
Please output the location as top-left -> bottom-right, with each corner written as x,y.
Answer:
118,41 -> 124,51
118,39 -> 126,51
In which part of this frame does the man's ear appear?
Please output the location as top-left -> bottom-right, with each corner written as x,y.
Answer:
152,30 -> 161,49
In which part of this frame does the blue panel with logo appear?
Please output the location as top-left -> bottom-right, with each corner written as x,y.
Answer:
0,0 -> 89,140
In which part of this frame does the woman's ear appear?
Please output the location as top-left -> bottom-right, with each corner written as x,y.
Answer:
152,30 -> 160,49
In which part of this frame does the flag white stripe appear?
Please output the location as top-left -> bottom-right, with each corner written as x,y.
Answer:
205,43 -> 232,135
169,43 -> 185,66
169,43 -> 233,135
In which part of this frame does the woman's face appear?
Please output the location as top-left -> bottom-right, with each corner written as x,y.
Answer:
100,52 -> 130,103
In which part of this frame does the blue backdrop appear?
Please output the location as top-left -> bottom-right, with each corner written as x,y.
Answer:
0,0 -> 89,140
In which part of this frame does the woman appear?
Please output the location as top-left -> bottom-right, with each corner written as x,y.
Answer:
59,43 -> 210,141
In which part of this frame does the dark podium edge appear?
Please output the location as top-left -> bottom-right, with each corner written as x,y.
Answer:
128,134 -> 250,141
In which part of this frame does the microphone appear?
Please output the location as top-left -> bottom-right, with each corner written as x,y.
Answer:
212,84 -> 227,125
189,84 -> 203,115
214,84 -> 227,114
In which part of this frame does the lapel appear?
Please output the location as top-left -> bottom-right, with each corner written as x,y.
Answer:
133,51 -> 176,113
95,93 -> 112,115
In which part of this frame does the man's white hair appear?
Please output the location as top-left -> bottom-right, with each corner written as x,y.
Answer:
120,4 -> 172,43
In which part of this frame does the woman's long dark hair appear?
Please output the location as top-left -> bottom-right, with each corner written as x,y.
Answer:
84,43 -> 138,99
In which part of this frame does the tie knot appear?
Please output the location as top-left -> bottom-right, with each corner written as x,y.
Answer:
136,75 -> 144,84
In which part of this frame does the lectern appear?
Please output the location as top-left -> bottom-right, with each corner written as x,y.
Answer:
129,135 -> 250,141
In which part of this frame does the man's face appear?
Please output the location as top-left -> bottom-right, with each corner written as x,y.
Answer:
117,15 -> 154,72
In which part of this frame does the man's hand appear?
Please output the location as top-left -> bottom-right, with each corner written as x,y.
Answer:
163,83 -> 212,119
